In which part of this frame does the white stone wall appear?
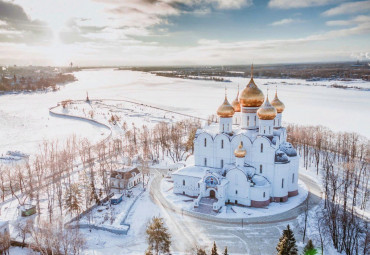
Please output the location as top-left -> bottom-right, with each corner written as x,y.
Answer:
274,113 -> 282,128
219,117 -> 232,133
241,107 -> 259,129
250,186 -> 270,201
288,156 -> 299,192
226,169 -> 251,206
272,163 -> 290,198
259,119 -> 274,136
172,175 -> 201,197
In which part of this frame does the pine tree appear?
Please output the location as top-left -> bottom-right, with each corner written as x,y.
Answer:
145,249 -> 153,255
146,217 -> 171,255
64,183 -> 83,217
211,242 -> 218,255
276,225 -> 298,255
303,240 -> 317,255
223,246 -> 228,255
196,248 -> 207,255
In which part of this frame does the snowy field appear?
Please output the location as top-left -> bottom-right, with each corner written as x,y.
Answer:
161,176 -> 308,219
0,69 -> 369,157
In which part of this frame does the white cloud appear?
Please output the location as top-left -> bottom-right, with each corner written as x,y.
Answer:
270,18 -> 295,26
323,1 -> 370,16
326,15 -> 370,26
268,0 -> 336,9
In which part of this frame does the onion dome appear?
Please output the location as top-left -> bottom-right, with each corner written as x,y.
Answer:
231,85 -> 241,112
271,90 -> 285,113
240,64 -> 264,107
257,94 -> 277,120
234,142 -> 246,158
217,92 -> 235,118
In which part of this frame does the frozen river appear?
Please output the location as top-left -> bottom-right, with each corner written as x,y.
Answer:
0,68 -> 369,155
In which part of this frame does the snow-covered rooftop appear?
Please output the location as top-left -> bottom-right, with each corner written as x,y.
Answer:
172,165 -> 206,178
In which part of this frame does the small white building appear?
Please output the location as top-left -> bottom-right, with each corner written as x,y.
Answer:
172,66 -> 299,211
110,166 -> 142,191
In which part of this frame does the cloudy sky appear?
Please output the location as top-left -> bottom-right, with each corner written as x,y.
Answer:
0,0 -> 369,66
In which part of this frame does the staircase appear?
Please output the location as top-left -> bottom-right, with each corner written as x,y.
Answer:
193,197 -> 218,215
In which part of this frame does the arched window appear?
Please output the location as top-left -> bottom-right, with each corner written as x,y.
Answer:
264,128 -> 266,134
222,124 -> 225,132
221,159 -> 224,168
263,192 -> 266,198
241,141 -> 243,146
260,165 -> 263,174
204,138 -> 207,147
235,190 -> 238,195
247,116 -> 249,126
292,173 -> 294,183
269,126 -> 271,133
281,179 -> 284,189
221,140 -> 224,149
198,183 -> 200,188
183,180 -> 185,186
254,116 -> 256,125
261,143 -> 263,153
204,158 -> 207,166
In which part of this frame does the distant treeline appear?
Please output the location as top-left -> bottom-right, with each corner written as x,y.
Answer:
0,73 -> 76,92
121,62 -> 370,80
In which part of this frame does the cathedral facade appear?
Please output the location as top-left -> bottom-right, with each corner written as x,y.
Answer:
172,67 -> 299,210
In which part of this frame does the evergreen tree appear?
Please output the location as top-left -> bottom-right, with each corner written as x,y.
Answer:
223,246 -> 228,255
276,225 -> 298,255
146,217 -> 171,255
303,240 -> 317,255
196,248 -> 207,255
145,249 -> 153,255
64,183 -> 83,217
211,242 -> 218,255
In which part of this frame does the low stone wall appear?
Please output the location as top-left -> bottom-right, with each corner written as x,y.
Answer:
119,189 -> 145,225
68,223 -> 130,235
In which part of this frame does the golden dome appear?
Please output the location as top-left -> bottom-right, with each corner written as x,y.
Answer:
239,65 -> 264,107
257,95 -> 277,120
217,95 -> 235,118
270,90 -> 285,113
231,86 -> 241,112
234,142 -> 246,158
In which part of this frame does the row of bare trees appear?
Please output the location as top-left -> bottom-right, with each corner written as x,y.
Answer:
287,124 -> 369,255
121,119 -> 201,164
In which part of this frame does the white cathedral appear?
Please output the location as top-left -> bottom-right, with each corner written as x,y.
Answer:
172,66 -> 299,211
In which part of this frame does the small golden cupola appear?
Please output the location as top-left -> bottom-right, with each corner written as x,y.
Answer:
270,89 -> 285,113
234,142 -> 246,158
240,64 -> 265,108
217,89 -> 235,118
231,85 -> 241,112
257,93 -> 277,120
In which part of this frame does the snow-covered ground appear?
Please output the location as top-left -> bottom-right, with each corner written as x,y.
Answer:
79,185 -> 144,228
0,69 -> 369,158
82,184 -> 162,255
160,176 -> 308,219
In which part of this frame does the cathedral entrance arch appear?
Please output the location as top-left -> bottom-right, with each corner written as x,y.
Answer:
210,190 -> 216,198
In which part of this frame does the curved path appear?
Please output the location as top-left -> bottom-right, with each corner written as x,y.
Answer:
149,169 -> 322,254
